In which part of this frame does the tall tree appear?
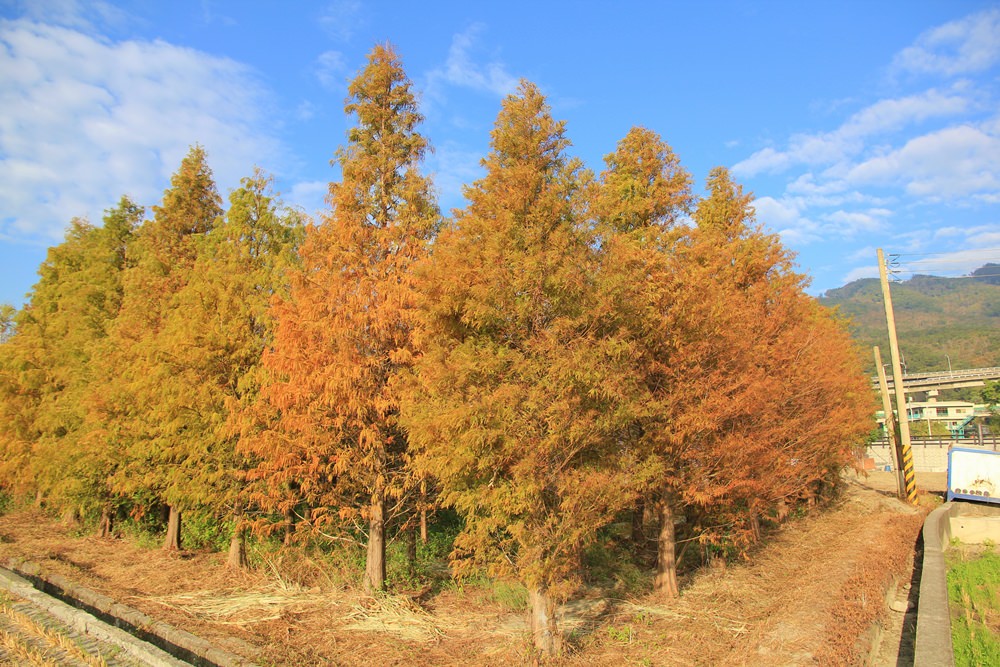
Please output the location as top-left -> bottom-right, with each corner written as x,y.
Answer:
161,169 -> 302,568
0,200 -> 140,523
591,127 -> 694,596
646,167 -> 872,593
40,201 -> 141,526
402,82 -> 643,657
0,304 -> 41,499
245,44 -> 438,592
101,146 -> 223,550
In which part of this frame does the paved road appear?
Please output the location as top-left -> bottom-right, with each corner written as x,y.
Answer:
0,568 -> 189,666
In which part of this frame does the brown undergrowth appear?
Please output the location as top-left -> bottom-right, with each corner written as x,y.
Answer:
0,474 -> 931,666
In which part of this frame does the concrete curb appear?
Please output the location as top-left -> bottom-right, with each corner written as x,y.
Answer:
914,503 -> 954,667
0,566 -> 190,666
3,558 -> 258,667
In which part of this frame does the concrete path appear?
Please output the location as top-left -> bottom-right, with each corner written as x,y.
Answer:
0,567 -> 190,666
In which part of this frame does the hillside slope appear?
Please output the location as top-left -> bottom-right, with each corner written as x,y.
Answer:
819,265 -> 1000,373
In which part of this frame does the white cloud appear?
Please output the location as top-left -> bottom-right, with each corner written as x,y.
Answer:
754,194 -> 892,243
318,0 -> 362,42
316,50 -> 346,89
427,24 -> 519,100
733,87 -> 971,177
754,195 -> 802,227
847,245 -> 876,262
287,180 -> 329,219
0,18 -> 282,242
2,0 -> 130,31
821,209 -> 890,235
845,124 -> 1000,199
892,8 -> 1000,76
894,238 -> 1000,278
841,264 -> 880,284
295,100 -> 317,121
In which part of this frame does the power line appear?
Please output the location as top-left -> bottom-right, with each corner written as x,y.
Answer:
891,248 -> 1000,259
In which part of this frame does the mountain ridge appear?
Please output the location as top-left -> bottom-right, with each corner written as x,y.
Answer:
818,264 -> 1000,374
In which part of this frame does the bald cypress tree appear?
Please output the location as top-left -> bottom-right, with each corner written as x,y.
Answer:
591,127 -> 694,597
101,146 -> 223,550
402,82 -> 644,657
245,45 -> 438,592
0,198 -> 140,526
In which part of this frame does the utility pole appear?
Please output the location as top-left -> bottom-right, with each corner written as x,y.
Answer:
877,248 -> 917,504
874,346 -> 906,499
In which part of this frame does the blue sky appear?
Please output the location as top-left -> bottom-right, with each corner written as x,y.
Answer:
2,0 -> 999,306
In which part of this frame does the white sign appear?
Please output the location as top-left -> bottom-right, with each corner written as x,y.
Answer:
948,448 -> 1000,504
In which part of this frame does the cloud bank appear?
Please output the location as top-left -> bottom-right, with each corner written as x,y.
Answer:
0,18 -> 282,242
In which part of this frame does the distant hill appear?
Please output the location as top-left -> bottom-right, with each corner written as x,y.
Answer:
818,264 -> 1000,374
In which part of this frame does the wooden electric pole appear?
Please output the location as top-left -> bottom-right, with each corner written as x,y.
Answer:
877,248 -> 917,504
874,346 -> 906,499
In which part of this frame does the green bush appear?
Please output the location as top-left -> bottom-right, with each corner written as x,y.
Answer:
490,580 -> 529,611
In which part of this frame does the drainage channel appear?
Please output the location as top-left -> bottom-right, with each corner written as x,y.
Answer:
0,561 -> 256,667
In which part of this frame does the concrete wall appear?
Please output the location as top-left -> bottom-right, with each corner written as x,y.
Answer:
866,442 -> 998,473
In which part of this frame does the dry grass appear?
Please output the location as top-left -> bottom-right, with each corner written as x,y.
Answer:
343,594 -> 454,642
144,583 -> 335,626
0,476 -> 932,666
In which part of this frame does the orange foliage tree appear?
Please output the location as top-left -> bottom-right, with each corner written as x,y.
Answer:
157,169 -> 303,567
608,166 -> 875,596
243,45 -> 438,592
402,82 -> 649,657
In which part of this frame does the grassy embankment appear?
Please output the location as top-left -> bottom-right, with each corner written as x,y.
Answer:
947,543 -> 1000,666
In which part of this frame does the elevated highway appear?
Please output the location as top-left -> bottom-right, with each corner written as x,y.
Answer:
874,367 -> 1000,394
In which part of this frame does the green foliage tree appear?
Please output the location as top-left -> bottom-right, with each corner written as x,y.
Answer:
100,146 -> 223,549
0,200 -> 140,525
244,45 -> 438,592
157,168 -> 303,567
983,380 -> 1000,427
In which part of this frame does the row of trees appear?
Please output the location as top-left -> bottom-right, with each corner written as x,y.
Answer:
0,45 -> 874,656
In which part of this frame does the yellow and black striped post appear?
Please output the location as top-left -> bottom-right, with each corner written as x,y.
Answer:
899,439 -> 918,504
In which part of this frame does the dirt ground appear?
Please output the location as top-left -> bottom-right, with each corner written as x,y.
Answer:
0,473 -> 938,666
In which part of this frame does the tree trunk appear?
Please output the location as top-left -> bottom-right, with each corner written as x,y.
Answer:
419,478 -> 428,544
407,525 -> 417,576
363,494 -> 386,594
654,499 -> 679,598
163,506 -> 182,551
61,507 -> 79,528
227,506 -> 248,570
776,498 -> 789,523
528,585 -> 561,658
283,506 -> 295,546
631,499 -> 645,547
97,506 -> 113,538
748,513 -> 761,544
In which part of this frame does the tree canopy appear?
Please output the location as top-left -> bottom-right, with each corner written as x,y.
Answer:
0,44 -> 877,661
